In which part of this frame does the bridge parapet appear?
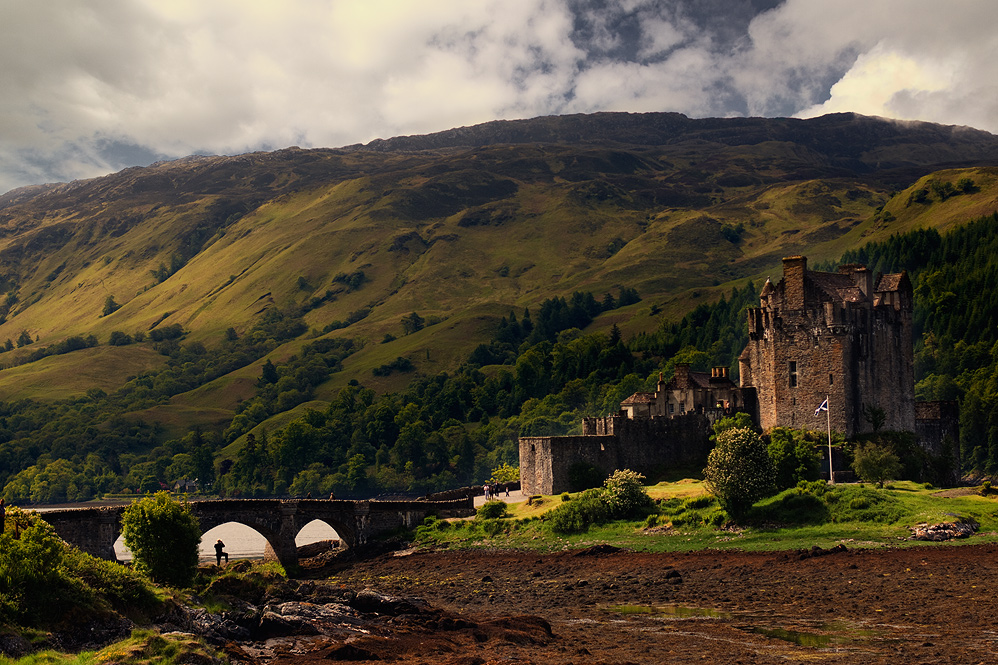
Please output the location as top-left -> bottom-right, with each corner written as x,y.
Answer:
38,496 -> 474,569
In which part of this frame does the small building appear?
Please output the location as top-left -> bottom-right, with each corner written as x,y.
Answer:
620,365 -> 743,418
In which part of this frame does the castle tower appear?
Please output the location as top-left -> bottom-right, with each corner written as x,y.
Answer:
739,256 -> 915,437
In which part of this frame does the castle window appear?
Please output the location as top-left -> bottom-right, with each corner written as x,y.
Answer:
668,403 -> 674,414
829,373 -> 834,385
789,361 -> 798,388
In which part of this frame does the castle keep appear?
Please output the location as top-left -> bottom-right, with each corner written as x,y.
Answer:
519,256 -> 955,496
738,255 -> 914,437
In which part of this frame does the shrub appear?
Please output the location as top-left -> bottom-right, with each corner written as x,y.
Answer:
767,427 -> 822,490
704,427 -> 776,518
480,519 -> 505,537
682,495 -> 714,511
476,500 -> 509,520
548,488 -> 611,534
561,492 -> 571,502
603,469 -> 653,516
548,469 -> 653,534
0,508 -> 158,627
122,492 -> 202,587
851,441 -> 903,488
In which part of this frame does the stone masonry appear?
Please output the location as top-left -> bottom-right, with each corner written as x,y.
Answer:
519,254 -> 958,495
738,255 -> 914,437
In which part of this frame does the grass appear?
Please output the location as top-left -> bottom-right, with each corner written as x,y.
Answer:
3,136 -> 995,420
0,346 -> 165,402
418,480 -> 998,553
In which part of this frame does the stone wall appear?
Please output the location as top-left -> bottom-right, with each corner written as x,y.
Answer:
915,400 -> 961,484
520,412 -> 715,495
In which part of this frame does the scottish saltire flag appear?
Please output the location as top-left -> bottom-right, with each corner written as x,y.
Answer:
815,399 -> 828,416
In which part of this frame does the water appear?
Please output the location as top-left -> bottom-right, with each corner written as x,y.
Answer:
114,519 -> 340,562
606,604 -> 888,648
33,503 -> 341,562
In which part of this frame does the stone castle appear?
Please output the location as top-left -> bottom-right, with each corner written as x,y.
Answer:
519,255 -> 958,495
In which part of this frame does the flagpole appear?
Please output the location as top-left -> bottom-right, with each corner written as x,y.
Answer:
826,393 -> 834,484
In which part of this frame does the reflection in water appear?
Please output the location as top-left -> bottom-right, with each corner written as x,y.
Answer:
114,520 -> 339,562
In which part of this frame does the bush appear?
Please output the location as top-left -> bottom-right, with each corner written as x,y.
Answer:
548,488 -> 611,534
603,469 -> 653,516
476,500 -> 509,520
122,492 -> 202,587
548,469 -> 653,534
851,441 -> 903,488
767,427 -> 822,490
0,508 -> 158,627
704,427 -> 776,518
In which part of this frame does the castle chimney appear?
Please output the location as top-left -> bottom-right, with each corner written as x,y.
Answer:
675,363 -> 691,389
783,256 -> 807,310
852,266 -> 873,300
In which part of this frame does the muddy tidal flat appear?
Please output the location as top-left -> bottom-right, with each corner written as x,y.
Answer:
276,544 -> 998,664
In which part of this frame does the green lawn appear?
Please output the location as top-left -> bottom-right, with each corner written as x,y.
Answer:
419,480 -> 998,554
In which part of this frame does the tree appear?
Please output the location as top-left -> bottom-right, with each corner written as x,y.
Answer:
102,295 -> 121,317
862,404 -> 886,433
490,462 -> 520,484
704,427 -> 776,518
16,330 -> 32,347
767,427 -> 822,490
108,330 -> 133,346
851,441 -> 903,488
121,492 -> 201,587
401,312 -> 425,335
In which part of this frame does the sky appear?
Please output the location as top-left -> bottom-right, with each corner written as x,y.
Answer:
2,0 -> 997,195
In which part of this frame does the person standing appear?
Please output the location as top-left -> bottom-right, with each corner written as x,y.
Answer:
214,539 -> 228,566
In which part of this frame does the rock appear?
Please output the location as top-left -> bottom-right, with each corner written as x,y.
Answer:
325,643 -> 382,660
0,631 -> 31,658
351,589 -> 428,616
257,610 -> 319,638
573,544 -> 622,556
909,521 -> 978,541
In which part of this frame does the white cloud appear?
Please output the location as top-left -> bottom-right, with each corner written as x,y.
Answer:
1,0 -> 997,194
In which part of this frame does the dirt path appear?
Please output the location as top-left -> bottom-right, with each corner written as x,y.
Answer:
317,543 -> 998,664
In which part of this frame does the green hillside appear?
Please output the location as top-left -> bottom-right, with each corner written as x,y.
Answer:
0,112 -> 996,501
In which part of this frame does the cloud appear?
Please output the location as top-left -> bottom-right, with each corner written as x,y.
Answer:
1,0 -> 996,194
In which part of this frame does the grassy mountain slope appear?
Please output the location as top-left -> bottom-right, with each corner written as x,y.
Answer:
0,112 -> 997,434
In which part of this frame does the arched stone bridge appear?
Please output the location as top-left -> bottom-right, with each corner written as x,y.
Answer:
39,497 -> 473,569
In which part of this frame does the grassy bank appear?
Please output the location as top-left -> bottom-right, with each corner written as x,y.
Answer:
416,480 -> 998,553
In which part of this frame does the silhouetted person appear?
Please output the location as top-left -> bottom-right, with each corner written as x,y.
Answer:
214,539 -> 228,566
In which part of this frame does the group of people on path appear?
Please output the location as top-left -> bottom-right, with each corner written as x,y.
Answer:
483,482 -> 509,501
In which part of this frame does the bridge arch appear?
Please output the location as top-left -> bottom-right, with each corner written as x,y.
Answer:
41,497 -> 474,569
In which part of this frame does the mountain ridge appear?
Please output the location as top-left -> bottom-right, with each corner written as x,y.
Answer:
0,112 -> 996,407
